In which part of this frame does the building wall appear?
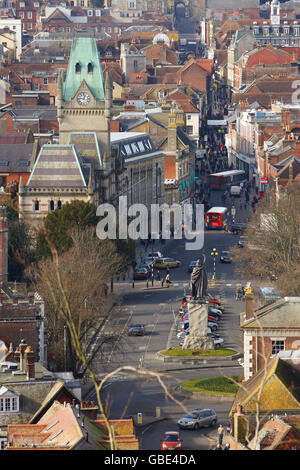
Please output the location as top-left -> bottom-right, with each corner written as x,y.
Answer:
244,329 -> 300,379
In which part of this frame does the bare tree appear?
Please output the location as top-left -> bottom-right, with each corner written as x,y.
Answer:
30,228 -> 190,450
30,227 -> 125,376
232,185 -> 300,294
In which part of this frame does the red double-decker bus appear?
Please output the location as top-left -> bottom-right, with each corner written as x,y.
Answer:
207,170 -> 245,190
205,207 -> 228,230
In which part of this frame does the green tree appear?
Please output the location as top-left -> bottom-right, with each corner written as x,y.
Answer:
36,200 -> 98,257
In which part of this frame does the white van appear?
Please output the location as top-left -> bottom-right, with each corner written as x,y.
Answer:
230,185 -> 241,196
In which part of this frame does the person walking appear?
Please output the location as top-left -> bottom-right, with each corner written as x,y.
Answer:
155,270 -> 161,283
165,272 -> 170,288
217,424 -> 224,446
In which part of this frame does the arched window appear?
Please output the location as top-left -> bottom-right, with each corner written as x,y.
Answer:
75,62 -> 81,73
34,200 -> 39,211
87,62 -> 93,73
57,200 -> 62,209
49,200 -> 55,211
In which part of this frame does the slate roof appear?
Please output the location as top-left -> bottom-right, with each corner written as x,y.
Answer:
67,132 -> 102,171
0,144 -> 34,172
26,144 -> 87,188
241,297 -> 300,329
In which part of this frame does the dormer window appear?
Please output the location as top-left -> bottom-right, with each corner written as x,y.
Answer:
87,62 -> 93,73
75,62 -> 81,74
0,386 -> 20,413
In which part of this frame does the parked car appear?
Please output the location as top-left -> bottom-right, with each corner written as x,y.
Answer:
208,305 -> 222,315
220,251 -> 233,263
208,315 -> 219,322
177,320 -> 189,332
188,261 -> 197,273
128,324 -> 146,336
133,268 -> 148,280
208,321 -> 218,332
177,409 -> 217,430
230,222 -> 247,234
207,293 -> 223,307
161,431 -> 183,451
154,257 -> 181,269
177,327 -> 189,339
207,332 -> 224,347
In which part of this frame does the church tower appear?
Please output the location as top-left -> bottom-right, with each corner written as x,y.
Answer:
57,37 -> 112,173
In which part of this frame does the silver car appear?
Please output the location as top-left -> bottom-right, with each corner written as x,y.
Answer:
177,409 -> 217,430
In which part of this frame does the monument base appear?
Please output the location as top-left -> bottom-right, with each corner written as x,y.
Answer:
182,334 -> 215,350
182,300 -> 215,351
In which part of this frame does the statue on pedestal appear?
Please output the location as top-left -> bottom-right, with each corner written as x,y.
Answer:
191,254 -> 208,301
182,253 -> 214,351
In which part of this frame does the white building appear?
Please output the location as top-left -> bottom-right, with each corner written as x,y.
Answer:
0,18 -> 22,60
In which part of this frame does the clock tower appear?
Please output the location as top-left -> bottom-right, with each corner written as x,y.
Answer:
57,37 -> 112,174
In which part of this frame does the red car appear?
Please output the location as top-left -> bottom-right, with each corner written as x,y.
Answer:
133,268 -> 148,280
161,431 -> 183,451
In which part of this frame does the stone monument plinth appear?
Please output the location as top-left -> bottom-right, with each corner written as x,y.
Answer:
182,301 -> 214,350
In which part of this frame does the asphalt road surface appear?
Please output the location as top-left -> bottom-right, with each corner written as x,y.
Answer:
84,188 -> 252,450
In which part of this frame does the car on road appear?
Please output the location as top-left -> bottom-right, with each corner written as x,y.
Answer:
133,268 -> 148,280
154,257 -> 181,269
220,251 -> 233,263
230,222 -> 247,234
188,261 -> 197,273
128,324 -> 146,336
177,409 -> 217,430
161,431 -> 183,451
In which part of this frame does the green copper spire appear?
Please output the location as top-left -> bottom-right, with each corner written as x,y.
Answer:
62,37 -> 105,101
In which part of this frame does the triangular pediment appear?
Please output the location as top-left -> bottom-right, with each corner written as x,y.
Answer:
0,385 -> 20,398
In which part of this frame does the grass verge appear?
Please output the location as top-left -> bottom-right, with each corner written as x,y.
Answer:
181,376 -> 242,395
160,347 -> 237,357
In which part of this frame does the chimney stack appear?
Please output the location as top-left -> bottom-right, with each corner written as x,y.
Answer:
25,345 -> 35,380
19,339 -> 27,372
233,403 -> 247,443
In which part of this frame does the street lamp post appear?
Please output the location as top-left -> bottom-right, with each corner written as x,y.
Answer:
211,248 -> 218,285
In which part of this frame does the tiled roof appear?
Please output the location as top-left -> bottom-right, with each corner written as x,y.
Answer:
0,144 -> 34,171
26,144 -> 87,188
229,355 -> 300,417
67,132 -> 102,171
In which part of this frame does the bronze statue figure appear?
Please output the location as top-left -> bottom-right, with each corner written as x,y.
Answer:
191,254 -> 208,300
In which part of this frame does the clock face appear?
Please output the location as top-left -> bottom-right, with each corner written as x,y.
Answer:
77,92 -> 90,106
